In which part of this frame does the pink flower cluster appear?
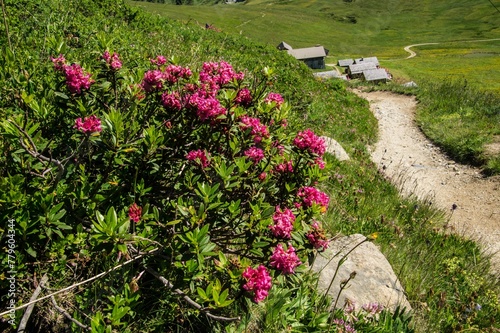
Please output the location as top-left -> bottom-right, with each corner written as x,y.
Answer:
102,51 -> 122,70
74,115 -> 102,133
239,116 -> 269,143
199,61 -> 244,87
150,55 -> 167,66
52,54 -> 94,94
297,186 -> 330,210
242,265 -> 272,303
315,157 -> 326,169
128,203 -> 142,223
141,62 -> 192,92
164,64 -> 193,84
293,129 -> 326,156
264,92 -> 284,107
362,302 -> 384,315
244,147 -> 265,163
332,319 -> 357,333
269,207 -> 295,239
234,88 -> 253,106
269,244 -> 301,274
274,160 -> 293,173
188,91 -> 226,121
306,221 -> 329,251
186,149 -> 210,168
161,91 -> 182,111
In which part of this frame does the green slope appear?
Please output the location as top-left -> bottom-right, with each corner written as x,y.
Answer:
129,0 -> 500,92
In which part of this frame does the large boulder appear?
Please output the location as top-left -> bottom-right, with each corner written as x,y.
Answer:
321,136 -> 350,161
311,234 -> 411,312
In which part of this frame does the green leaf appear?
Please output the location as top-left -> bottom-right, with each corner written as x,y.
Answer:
253,241 -> 270,248
54,91 -> 69,99
106,207 -> 118,230
197,287 -> 209,301
26,247 -> 37,258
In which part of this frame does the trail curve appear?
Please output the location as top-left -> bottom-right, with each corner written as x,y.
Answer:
403,38 -> 500,59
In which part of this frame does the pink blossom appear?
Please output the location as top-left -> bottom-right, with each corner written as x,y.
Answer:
74,115 -> 102,133
272,141 -> 285,155
161,91 -> 182,110
269,207 -> 295,239
150,55 -> 167,66
186,149 -> 210,168
264,92 -> 284,107
164,64 -> 192,84
332,319 -> 357,333
102,51 -> 122,70
200,61 -> 244,87
128,203 -> 142,223
244,147 -> 265,163
234,88 -> 253,106
293,129 -> 326,156
258,172 -> 267,181
362,302 -> 384,315
297,186 -> 330,211
269,244 -> 301,274
274,160 -> 293,173
51,55 -> 94,94
51,54 -> 66,71
306,221 -> 329,251
188,91 -> 226,121
62,64 -> 94,94
242,265 -> 272,303
239,116 -> 269,143
314,157 -> 326,169
141,70 -> 164,92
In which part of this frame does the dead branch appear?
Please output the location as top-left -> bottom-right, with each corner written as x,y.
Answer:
51,295 -> 90,331
0,248 -> 159,318
17,274 -> 48,333
144,266 -> 240,322
8,120 -> 64,182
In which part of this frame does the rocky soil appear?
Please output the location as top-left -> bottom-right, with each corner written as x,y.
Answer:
354,90 -> 500,275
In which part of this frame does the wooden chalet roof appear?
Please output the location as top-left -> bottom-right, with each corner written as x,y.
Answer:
363,68 -> 390,81
277,41 -> 293,51
287,46 -> 327,60
337,59 -> 354,67
354,56 -> 379,66
348,62 -> 377,74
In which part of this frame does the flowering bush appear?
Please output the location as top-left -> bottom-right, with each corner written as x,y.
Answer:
1,51 -> 332,329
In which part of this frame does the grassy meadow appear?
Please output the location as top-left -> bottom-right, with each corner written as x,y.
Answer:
128,0 -> 500,92
1,0 -> 499,332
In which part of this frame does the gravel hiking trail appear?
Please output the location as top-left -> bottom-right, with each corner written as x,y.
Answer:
354,90 -> 500,275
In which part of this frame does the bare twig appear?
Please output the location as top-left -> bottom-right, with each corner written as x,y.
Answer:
50,295 -> 90,331
0,0 -> 11,51
144,266 -> 240,322
17,274 -> 48,332
9,120 -> 64,181
0,248 -> 158,317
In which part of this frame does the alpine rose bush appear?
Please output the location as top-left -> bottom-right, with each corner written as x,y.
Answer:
4,53 -> 332,328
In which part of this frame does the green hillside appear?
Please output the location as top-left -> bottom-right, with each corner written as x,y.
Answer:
129,0 -> 500,92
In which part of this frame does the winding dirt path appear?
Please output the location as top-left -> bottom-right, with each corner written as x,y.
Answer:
354,90 -> 500,274
403,38 -> 500,59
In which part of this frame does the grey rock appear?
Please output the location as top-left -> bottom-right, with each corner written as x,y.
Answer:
321,136 -> 350,161
311,234 -> 412,312
402,81 -> 418,87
